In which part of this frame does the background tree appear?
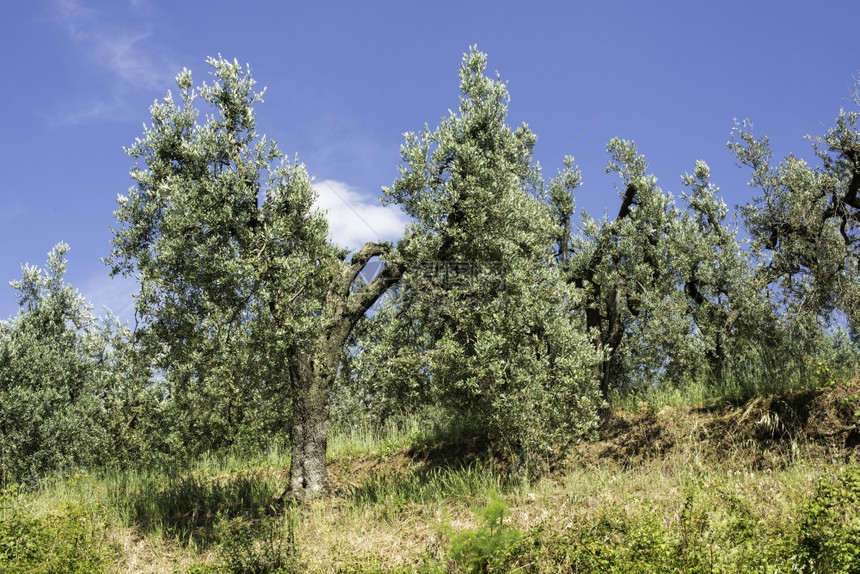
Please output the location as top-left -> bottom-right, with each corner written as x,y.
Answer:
554,142 -> 795,397
561,139 -> 695,397
106,58 -> 403,499
548,156 -> 581,268
363,48 -> 602,459
674,161 -> 794,388
0,245 -> 114,485
730,110 -> 860,329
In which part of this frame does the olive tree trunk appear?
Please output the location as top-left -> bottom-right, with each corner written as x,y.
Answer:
287,354 -> 333,497
285,243 -> 404,500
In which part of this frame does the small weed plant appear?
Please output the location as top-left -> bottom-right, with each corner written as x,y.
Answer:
447,491 -> 520,573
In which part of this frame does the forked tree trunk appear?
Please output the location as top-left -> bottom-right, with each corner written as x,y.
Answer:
586,287 -> 625,400
571,183 -> 640,400
283,242 -> 405,500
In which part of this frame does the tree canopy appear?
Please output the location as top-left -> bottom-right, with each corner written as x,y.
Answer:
2,48 -> 858,494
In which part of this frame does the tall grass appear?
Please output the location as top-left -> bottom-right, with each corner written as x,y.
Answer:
328,406 -> 478,459
101,447 -> 291,547
328,414 -> 431,460
612,337 -> 859,412
349,463 -> 510,509
3,391 -> 858,572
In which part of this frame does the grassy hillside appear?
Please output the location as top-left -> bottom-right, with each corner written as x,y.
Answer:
2,381 -> 858,573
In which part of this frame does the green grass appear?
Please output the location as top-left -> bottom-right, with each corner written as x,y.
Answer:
610,349 -> 860,414
606,327 -> 860,415
348,463 -> 511,510
328,415 -> 433,460
328,406 -> 479,460
100,448 -> 292,548
2,405 -> 858,573
0,479 -> 117,573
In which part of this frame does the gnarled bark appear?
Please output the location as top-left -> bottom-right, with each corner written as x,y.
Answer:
286,242 -> 405,500
288,354 -> 332,497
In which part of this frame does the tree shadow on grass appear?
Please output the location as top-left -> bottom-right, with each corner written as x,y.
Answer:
121,469 -> 288,548
330,435 -> 523,508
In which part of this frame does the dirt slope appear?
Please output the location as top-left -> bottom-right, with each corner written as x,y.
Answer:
328,383 -> 859,488
571,382 -> 859,471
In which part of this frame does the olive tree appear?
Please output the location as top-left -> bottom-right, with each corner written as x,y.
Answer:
559,139 -> 696,396
1,244 -> 110,484
555,141 -> 775,396
106,57 -> 403,498
730,109 -> 860,327
361,48 -> 602,457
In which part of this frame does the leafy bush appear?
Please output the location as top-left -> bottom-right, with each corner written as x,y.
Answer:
793,465 -> 860,573
481,468 -> 860,573
0,484 -> 115,573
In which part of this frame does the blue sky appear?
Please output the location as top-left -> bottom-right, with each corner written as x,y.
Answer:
2,0 -> 858,322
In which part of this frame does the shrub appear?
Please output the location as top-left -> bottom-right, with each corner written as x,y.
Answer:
448,492 -> 521,573
0,484 -> 115,573
792,465 -> 860,573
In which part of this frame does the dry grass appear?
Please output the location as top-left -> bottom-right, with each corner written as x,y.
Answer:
107,527 -> 215,574
7,382 -> 858,572
574,382 -> 860,472
253,461 -> 827,572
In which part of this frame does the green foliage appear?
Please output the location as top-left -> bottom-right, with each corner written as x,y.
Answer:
105,57 -> 324,460
794,465 -> 860,573
0,244 -> 180,484
350,462 -> 508,510
0,244 -> 106,484
730,109 -> 860,328
107,54 -> 406,498
1,415 -> 858,573
358,47 -> 602,458
1,245 -> 132,484
448,492 -> 520,573
836,376 -> 860,420
563,139 -> 781,398
558,128 -> 860,401
6,46 -> 860,573
476,468 -> 860,573
0,483 -> 115,573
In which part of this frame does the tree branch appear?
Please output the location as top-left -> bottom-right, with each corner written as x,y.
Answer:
323,242 -> 406,349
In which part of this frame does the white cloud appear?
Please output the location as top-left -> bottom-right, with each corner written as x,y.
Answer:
80,273 -> 138,324
50,0 -> 177,124
74,182 -> 407,321
313,180 -> 409,252
77,181 -> 407,321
